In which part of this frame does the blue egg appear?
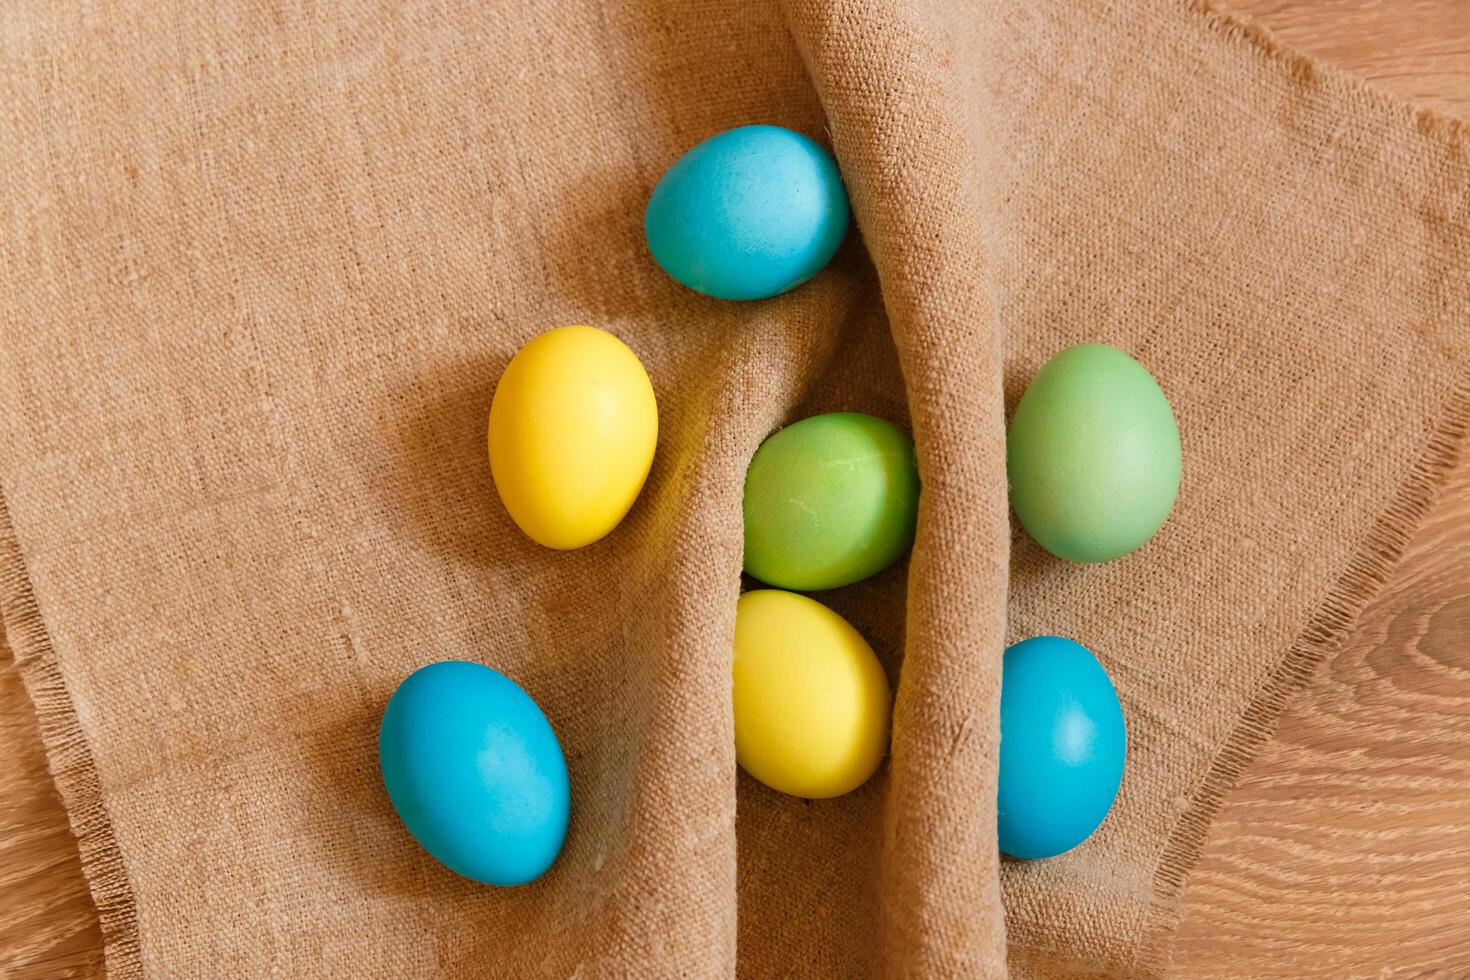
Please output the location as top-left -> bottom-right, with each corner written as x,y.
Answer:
378,661 -> 570,885
644,124 -> 851,301
998,636 -> 1126,860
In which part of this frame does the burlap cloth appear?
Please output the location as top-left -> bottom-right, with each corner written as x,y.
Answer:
1,0 -> 1466,975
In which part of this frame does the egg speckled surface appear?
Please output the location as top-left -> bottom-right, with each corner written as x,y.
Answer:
379,661 -> 570,886
733,589 -> 891,799
1006,343 -> 1181,563
998,636 -> 1126,860
488,325 -> 658,549
742,412 -> 920,591
644,124 -> 851,301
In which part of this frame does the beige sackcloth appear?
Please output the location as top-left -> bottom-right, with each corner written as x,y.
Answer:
1,0 -> 1467,975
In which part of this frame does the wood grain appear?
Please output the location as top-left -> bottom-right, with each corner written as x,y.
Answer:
1172,451 -> 1470,976
0,2 -> 1467,976
1233,0 -> 1470,118
0,646 -> 102,978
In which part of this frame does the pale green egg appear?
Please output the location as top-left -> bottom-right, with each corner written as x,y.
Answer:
1006,344 -> 1181,563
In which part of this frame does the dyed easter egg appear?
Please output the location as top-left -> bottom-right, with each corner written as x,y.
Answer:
379,661 -> 570,886
733,589 -> 891,798
997,636 -> 1126,860
644,124 -> 851,300
488,325 -> 658,549
742,412 -> 919,591
1006,343 -> 1181,562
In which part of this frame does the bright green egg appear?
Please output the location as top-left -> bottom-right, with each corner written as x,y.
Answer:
1006,344 -> 1181,563
743,412 -> 920,591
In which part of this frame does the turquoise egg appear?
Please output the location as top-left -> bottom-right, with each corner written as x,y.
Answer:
644,124 -> 851,300
998,636 -> 1126,860
378,661 -> 570,885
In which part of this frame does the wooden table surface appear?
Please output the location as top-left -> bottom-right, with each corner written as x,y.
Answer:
2,2 -> 1468,976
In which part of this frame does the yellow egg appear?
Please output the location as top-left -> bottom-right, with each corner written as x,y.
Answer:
733,590 -> 891,798
488,325 -> 658,549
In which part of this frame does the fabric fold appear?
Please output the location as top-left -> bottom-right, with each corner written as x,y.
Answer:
784,1 -> 1012,974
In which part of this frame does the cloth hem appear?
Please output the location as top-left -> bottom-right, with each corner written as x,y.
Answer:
1136,375 -> 1470,973
1126,2 -> 1470,974
0,488 -> 144,979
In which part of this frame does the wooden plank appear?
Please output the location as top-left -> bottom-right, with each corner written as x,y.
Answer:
1232,0 -> 1470,117
1173,455 -> 1470,975
0,651 -> 102,977
0,2 -> 1466,975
